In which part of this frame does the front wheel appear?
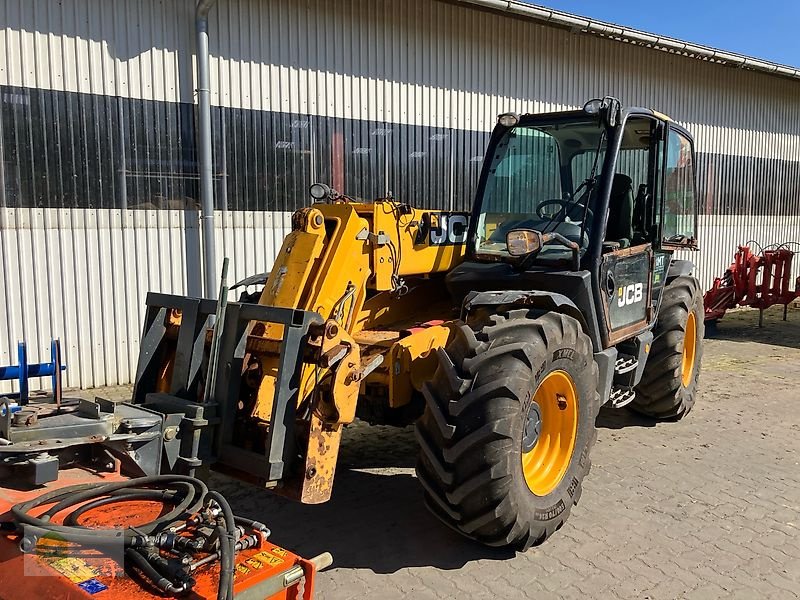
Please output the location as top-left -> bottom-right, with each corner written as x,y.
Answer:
632,275 -> 704,419
415,310 -> 600,550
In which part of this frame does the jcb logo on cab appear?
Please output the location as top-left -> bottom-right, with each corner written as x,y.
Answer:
617,283 -> 644,307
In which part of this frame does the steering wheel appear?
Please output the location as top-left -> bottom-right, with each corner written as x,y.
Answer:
536,199 -> 593,223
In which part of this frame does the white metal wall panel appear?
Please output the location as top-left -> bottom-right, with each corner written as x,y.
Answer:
0,0 -> 194,102
1,0 -> 799,391
203,1 -> 800,152
0,208 -> 293,391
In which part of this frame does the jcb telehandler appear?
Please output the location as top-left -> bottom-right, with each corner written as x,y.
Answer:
133,97 -> 704,550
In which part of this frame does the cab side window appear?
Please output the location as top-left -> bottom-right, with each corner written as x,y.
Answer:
662,130 -> 697,245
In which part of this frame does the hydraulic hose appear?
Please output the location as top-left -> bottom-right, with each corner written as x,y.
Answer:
234,514 -> 270,535
125,548 -> 189,595
11,475 -> 207,549
63,489 -> 180,527
9,475 -> 244,598
205,490 -> 238,600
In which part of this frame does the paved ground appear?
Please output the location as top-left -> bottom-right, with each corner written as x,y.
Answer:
86,307 -> 800,599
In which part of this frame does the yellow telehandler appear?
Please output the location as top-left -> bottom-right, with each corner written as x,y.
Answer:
133,97 -> 704,549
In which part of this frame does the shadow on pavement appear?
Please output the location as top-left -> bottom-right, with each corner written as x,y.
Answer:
705,306 -> 800,350
209,406 -> 662,571
595,405 -> 658,430
209,422 -> 513,573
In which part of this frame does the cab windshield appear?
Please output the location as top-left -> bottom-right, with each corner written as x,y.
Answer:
474,118 -> 607,261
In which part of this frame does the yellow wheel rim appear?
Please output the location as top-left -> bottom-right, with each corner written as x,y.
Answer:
681,312 -> 698,388
521,370 -> 578,496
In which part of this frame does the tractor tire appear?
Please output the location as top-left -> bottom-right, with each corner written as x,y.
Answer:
415,310 -> 600,550
631,275 -> 704,419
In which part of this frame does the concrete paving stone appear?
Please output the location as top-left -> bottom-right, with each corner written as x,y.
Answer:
724,585 -> 771,600
782,558 -> 800,581
768,574 -> 800,596
570,570 -> 618,596
642,576 -> 699,600
607,576 -> 653,600
732,573 -> 799,598
755,591 -> 800,600
537,565 -> 587,594
77,306 -> 800,599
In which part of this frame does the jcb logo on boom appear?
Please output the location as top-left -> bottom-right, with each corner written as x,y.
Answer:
617,283 -> 644,307
428,213 -> 469,246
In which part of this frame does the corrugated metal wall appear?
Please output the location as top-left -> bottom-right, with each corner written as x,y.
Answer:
1,0 -> 799,390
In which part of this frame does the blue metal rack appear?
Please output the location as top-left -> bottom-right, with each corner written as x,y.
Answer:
0,339 -> 66,405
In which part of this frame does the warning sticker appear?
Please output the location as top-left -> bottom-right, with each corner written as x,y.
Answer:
234,548 -> 289,578
253,551 -> 284,567
77,578 -> 109,594
270,546 -> 288,557
48,557 -> 100,584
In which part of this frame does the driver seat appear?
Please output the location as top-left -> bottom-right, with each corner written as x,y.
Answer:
606,173 -> 634,248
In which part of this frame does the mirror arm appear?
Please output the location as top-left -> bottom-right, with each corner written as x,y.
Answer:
546,232 -> 580,270
516,248 -> 542,271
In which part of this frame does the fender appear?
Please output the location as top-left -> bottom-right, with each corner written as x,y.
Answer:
666,259 -> 694,282
462,289 -> 600,350
462,289 -> 610,404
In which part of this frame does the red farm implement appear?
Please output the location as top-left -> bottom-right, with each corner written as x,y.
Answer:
703,243 -> 800,326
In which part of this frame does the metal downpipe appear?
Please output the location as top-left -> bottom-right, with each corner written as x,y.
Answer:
196,0 -> 218,299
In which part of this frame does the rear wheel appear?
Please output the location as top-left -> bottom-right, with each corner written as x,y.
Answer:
632,275 -> 704,419
415,310 -> 599,549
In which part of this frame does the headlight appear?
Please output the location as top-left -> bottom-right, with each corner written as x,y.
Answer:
497,112 -> 519,127
309,182 -> 331,201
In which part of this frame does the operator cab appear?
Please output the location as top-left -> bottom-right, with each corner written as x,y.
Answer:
449,97 -> 699,350
469,99 -> 697,267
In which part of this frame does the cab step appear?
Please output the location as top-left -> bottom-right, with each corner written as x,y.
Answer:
609,386 -> 636,408
614,355 -> 639,375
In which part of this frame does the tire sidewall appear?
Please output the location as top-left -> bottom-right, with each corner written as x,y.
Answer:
633,275 -> 705,419
509,335 -> 596,527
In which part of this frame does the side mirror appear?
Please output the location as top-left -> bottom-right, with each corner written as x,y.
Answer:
583,98 -> 603,116
506,229 -> 581,270
506,229 -> 543,257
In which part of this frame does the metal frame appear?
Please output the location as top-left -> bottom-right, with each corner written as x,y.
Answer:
134,292 -> 323,483
134,293 -> 218,404
0,397 -> 165,484
211,302 -> 322,482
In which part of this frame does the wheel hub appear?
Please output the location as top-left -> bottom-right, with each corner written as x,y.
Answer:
522,402 -> 542,452
521,370 -> 579,496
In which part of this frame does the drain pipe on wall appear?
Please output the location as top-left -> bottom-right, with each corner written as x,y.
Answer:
196,0 -> 218,299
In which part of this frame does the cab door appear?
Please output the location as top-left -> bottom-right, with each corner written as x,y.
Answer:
600,244 -> 653,344
651,123 -> 700,311
597,116 -> 658,344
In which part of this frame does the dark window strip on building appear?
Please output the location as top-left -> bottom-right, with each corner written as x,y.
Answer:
1,85 -> 798,216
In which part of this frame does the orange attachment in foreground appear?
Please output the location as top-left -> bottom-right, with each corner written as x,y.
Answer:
0,469 -> 318,600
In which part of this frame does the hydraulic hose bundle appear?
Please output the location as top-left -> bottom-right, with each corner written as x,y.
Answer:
9,475 -> 266,600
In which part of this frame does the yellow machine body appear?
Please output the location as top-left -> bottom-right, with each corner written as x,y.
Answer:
230,200 -> 467,502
